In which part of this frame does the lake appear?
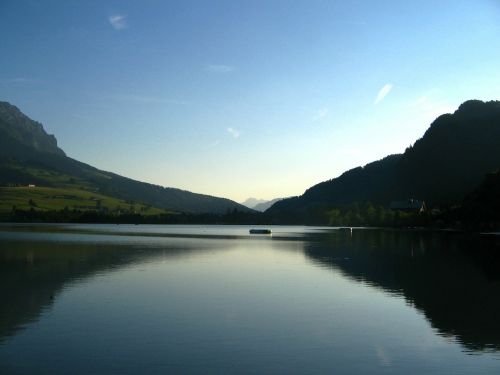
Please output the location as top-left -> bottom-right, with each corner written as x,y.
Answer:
1,224 -> 500,374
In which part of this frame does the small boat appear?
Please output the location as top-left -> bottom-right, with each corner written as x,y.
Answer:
249,229 -> 272,234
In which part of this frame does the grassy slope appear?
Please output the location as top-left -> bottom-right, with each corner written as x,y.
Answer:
1,159 -> 171,216
1,114 -> 251,215
0,186 -> 168,215
6,161 -> 93,189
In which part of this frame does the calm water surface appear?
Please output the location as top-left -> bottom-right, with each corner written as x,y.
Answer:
1,224 -> 500,374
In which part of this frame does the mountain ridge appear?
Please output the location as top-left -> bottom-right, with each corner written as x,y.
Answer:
0,101 -> 65,156
253,198 -> 284,212
241,197 -> 284,212
0,101 -> 251,214
267,100 -> 500,221
241,197 -> 268,208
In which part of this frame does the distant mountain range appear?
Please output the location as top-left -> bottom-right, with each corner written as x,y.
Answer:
0,101 -> 251,214
253,198 -> 284,212
241,198 -> 268,209
241,197 -> 284,212
268,100 -> 500,221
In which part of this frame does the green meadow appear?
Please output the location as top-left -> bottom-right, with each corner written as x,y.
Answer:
0,186 -> 167,215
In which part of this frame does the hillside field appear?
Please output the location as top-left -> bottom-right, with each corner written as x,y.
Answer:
0,186 -> 168,215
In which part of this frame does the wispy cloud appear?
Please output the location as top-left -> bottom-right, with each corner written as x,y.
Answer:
9,77 -> 35,83
205,64 -> 235,73
209,139 -> 221,148
112,94 -> 186,105
1,77 -> 38,84
109,14 -> 127,30
313,107 -> 329,121
412,93 -> 456,120
339,147 -> 363,157
227,127 -> 240,138
374,83 -> 393,104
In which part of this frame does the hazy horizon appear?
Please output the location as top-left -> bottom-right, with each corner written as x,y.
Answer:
1,1 -> 500,202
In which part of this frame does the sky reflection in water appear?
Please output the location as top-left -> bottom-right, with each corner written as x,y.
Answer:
0,225 -> 500,374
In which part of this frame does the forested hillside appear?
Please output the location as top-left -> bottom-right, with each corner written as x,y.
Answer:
268,100 -> 500,223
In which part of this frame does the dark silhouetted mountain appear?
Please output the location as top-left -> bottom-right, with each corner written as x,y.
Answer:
461,169 -> 500,225
268,100 -> 500,221
0,102 -> 251,214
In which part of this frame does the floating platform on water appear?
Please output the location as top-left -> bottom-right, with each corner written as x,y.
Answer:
249,229 -> 272,234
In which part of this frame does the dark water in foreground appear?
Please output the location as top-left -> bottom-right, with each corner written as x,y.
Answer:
1,224 -> 500,374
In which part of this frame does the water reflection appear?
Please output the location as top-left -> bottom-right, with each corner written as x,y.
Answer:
0,234 -> 236,344
1,225 -> 500,359
303,229 -> 500,351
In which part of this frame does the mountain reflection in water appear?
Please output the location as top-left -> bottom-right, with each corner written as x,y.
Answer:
0,231 -> 235,344
304,229 -> 500,352
1,225 -> 500,364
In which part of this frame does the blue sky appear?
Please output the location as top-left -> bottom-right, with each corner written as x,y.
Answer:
1,0 -> 500,202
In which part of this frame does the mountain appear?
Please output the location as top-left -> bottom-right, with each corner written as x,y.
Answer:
0,101 -> 251,215
253,198 -> 284,212
268,100 -> 500,222
0,102 -> 65,156
241,197 -> 268,209
241,197 -> 284,212
460,169 -> 500,226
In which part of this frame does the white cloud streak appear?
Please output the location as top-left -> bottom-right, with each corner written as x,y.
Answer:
8,77 -> 35,83
374,83 -> 393,104
339,147 -> 363,157
227,127 -> 240,138
109,14 -> 127,30
0,77 -> 39,85
313,107 -> 329,121
412,94 -> 456,120
205,64 -> 235,73
112,94 -> 186,105
209,140 -> 221,148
